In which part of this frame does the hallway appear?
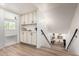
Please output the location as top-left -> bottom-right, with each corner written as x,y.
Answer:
0,3 -> 78,56
0,43 -> 75,56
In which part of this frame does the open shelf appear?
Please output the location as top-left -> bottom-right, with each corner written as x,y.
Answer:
21,23 -> 37,26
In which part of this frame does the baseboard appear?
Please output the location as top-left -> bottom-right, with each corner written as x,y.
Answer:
0,42 -> 18,50
20,42 -> 36,47
5,41 -> 17,47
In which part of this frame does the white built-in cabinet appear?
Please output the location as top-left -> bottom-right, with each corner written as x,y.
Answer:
21,11 -> 37,24
20,11 -> 37,46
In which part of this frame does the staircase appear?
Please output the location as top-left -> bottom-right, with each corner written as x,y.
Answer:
40,29 -> 76,56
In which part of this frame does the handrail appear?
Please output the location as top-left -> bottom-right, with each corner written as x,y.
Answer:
67,29 -> 78,49
41,29 -> 51,45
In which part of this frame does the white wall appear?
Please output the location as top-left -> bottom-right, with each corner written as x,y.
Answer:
36,3 -> 77,34
36,4 -> 77,48
0,8 -> 5,48
4,10 -> 20,46
66,4 -> 79,55
37,10 -> 51,48
0,8 -> 20,48
36,3 -> 77,48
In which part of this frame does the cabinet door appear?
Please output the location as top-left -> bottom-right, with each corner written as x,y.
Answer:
23,32 -> 27,43
28,13 -> 32,24
25,15 -> 28,24
26,31 -> 32,44
20,31 -> 24,42
21,15 -> 25,24
33,11 -> 37,24
31,32 -> 37,45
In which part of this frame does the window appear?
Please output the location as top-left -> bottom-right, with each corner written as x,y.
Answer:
4,21 -> 16,30
9,22 -> 16,30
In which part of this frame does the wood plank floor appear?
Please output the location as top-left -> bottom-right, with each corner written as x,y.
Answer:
0,43 -> 76,56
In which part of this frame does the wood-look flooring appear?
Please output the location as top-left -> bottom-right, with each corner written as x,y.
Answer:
0,43 -> 76,56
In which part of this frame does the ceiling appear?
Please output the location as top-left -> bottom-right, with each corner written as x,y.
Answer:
0,3 -> 37,15
36,3 -> 77,33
